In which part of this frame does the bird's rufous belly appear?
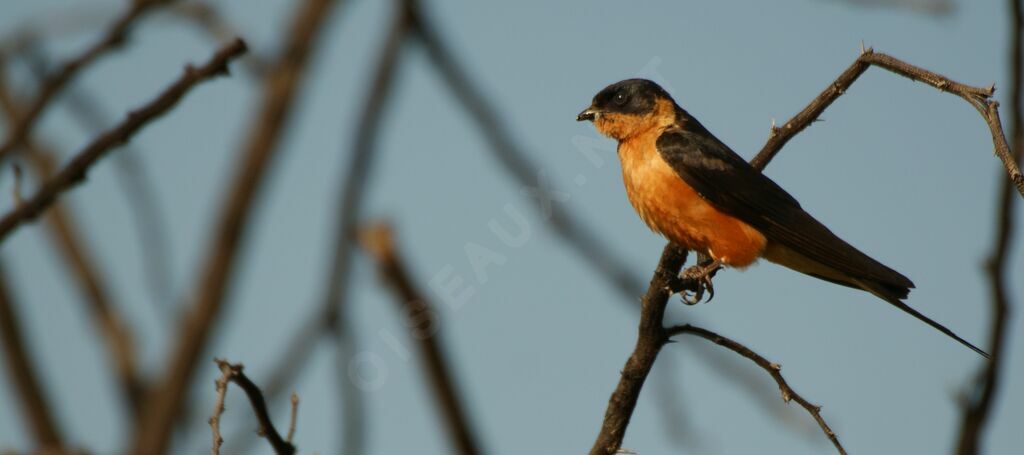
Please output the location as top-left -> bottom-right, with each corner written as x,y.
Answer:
619,131 -> 767,267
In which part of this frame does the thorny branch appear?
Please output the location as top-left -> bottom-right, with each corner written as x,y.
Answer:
130,0 -> 338,453
955,0 -> 1022,452
360,222 -> 483,455
751,48 -> 1024,199
666,324 -> 845,455
0,0 -> 179,162
0,38 -> 247,243
210,359 -> 297,455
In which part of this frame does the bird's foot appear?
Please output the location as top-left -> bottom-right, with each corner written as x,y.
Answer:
675,257 -> 722,305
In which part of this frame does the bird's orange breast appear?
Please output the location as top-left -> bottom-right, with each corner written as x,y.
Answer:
618,127 -> 767,267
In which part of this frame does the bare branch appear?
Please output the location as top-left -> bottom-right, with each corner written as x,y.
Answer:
0,0 -> 180,162
213,359 -> 297,455
0,261 -> 65,450
209,369 -> 229,455
286,393 -> 299,444
130,0 -> 339,452
169,2 -> 269,77
751,49 -> 1024,198
955,0 -> 1022,452
666,324 -> 846,454
0,38 -> 248,244
359,222 -> 483,455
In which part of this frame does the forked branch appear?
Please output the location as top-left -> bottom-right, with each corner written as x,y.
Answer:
751,48 -> 1023,198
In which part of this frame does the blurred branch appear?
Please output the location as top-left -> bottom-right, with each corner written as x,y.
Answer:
955,0 -> 1021,452
832,0 -> 955,16
751,48 -> 1024,198
359,222 -> 483,455
130,0 -> 339,452
0,0 -> 179,162
0,38 -> 248,244
0,61 -> 145,415
666,324 -> 845,454
405,0 -> 647,300
211,359 -> 297,455
0,261 -> 65,451
234,6 -> 409,453
19,42 -> 177,315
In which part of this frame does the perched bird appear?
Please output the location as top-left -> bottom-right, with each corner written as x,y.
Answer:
577,78 -> 987,357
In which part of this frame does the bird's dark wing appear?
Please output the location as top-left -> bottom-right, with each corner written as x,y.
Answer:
655,126 -> 914,291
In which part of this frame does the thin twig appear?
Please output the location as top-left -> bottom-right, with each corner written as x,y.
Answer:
210,368 -> 229,455
169,2 -> 269,77
0,38 -> 248,244
213,359 -> 297,455
0,261 -> 65,451
0,0 -> 179,162
286,393 -> 299,444
751,48 -> 1024,198
666,324 -> 846,454
955,0 -> 1021,452
0,62 -> 145,415
130,0 -> 338,453
359,222 -> 483,455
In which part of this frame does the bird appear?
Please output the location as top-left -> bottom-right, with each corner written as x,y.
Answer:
577,78 -> 987,358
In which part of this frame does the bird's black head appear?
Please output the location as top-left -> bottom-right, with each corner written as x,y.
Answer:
577,79 -> 677,140
577,79 -> 672,122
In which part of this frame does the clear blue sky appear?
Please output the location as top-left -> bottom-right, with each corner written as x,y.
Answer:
0,0 -> 1021,454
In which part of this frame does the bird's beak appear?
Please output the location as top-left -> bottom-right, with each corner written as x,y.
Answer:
577,107 -> 598,122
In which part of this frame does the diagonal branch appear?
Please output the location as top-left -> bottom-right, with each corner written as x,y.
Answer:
0,261 -> 65,451
751,48 -> 1024,198
955,0 -> 1022,452
359,222 -> 483,455
0,38 -> 248,244
130,1 -> 340,453
0,0 -> 179,162
666,324 -> 845,454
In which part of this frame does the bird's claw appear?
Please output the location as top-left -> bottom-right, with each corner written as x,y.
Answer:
677,260 -> 720,305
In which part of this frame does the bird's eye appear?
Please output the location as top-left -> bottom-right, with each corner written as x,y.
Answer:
613,92 -> 628,105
